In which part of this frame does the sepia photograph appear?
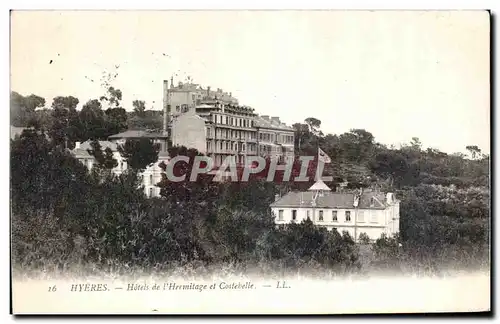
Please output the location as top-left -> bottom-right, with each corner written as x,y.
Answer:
9,9 -> 491,314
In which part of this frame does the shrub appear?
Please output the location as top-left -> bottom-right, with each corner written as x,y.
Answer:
358,232 -> 371,244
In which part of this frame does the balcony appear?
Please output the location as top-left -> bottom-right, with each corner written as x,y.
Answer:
214,149 -> 232,154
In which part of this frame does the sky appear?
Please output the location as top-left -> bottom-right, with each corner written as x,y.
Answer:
10,10 -> 490,154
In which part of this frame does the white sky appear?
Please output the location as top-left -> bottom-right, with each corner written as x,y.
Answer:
10,10 -> 490,154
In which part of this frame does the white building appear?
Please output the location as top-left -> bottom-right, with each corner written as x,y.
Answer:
71,140 -> 169,198
270,180 -> 400,242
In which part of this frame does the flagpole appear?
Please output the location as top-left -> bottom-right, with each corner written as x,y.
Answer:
316,146 -> 320,182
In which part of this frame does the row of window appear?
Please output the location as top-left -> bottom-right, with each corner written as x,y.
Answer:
80,159 -> 161,186
168,104 -> 190,114
213,114 -> 253,128
210,154 -> 247,166
259,133 -> 294,144
208,128 -> 256,140
207,141 -> 254,152
259,144 -> 283,154
278,209 -> 378,223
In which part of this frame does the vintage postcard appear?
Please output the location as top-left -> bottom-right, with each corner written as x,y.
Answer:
10,10 -> 490,315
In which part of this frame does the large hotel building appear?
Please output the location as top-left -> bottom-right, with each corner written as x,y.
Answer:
163,79 -> 295,166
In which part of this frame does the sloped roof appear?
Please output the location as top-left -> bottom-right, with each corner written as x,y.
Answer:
254,116 -> 294,131
72,140 -> 118,157
270,190 -> 389,210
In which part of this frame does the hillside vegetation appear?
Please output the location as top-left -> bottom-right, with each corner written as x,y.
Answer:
11,91 -> 490,278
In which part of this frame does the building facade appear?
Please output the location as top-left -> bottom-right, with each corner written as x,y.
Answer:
254,115 -> 295,161
270,180 -> 400,242
164,79 -> 294,166
71,137 -> 169,198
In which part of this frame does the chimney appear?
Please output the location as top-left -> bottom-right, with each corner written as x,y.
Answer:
207,86 -> 211,97
170,76 -> 174,89
163,80 -> 169,134
271,116 -> 280,123
274,193 -> 280,202
386,192 -> 394,204
261,115 -> 270,121
75,141 -> 81,149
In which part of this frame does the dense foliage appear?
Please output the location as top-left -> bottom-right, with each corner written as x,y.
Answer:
10,90 -> 490,277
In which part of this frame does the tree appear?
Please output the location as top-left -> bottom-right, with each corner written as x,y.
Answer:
368,149 -> 410,189
157,146 -> 220,206
52,96 -> 79,110
10,92 -> 46,127
294,118 -> 323,155
100,86 -> 122,109
49,96 -> 80,148
99,69 -> 123,110
128,114 -> 163,131
132,100 -> 147,118
207,209 -> 274,263
358,232 -> 371,244
118,138 -> 160,171
337,129 -> 375,164
304,117 -> 322,135
410,137 -> 422,150
293,122 -> 312,154
104,107 -> 128,137
79,99 -> 106,140
87,139 -> 118,170
31,108 -> 54,132
10,128 -> 90,217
